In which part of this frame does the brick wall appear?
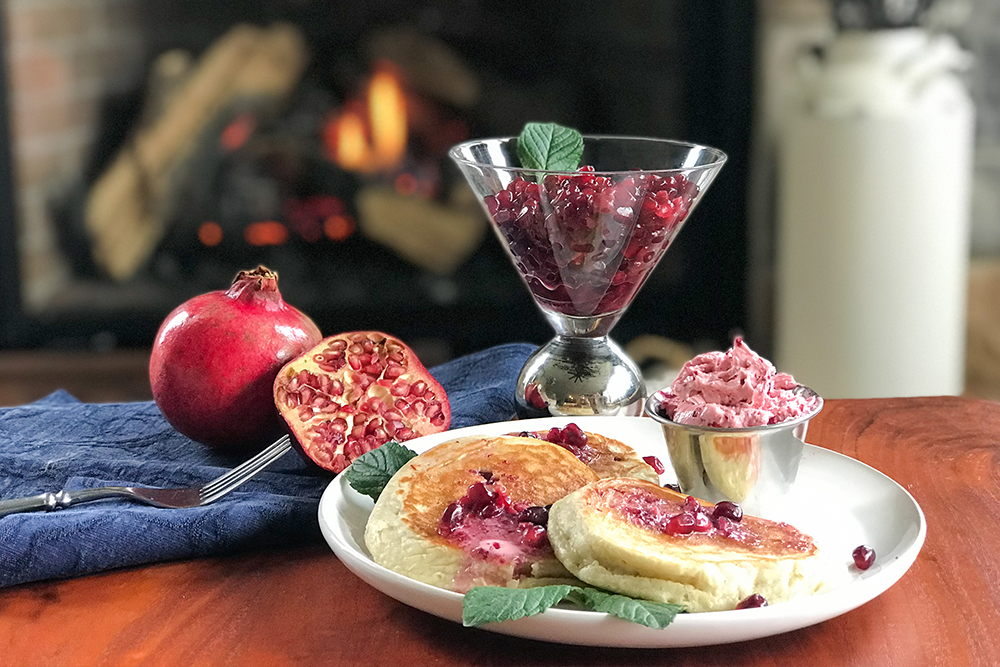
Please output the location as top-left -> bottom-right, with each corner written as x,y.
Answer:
4,0 -> 148,310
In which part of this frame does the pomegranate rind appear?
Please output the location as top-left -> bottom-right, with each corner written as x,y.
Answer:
150,266 -> 322,453
275,331 -> 451,473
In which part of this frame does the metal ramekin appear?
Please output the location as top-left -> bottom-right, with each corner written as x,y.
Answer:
644,386 -> 823,518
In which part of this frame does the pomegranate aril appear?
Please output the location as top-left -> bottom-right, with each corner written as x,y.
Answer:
736,594 -> 768,610
713,501 -> 743,524
462,482 -> 498,514
716,515 -> 736,537
665,512 -> 696,536
642,455 -> 666,475
852,545 -> 876,570
519,524 -> 548,548
562,422 -> 587,447
693,513 -> 712,532
518,506 -> 550,526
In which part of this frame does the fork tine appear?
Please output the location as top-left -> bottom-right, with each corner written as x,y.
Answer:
200,434 -> 292,497
199,435 -> 293,501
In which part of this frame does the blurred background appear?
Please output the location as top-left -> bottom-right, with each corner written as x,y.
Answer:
0,0 -> 997,405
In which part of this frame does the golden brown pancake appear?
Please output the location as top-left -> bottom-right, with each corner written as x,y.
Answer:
365,435 -> 600,592
547,477 -> 828,612
507,426 -> 660,483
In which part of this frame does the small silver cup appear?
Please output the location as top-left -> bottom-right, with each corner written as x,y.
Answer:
644,386 -> 823,518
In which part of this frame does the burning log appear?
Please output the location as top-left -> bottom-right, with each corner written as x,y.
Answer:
356,184 -> 485,275
84,23 -> 309,281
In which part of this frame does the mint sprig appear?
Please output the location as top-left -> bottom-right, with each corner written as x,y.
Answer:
343,441 -> 418,501
462,584 -> 684,630
516,122 -> 583,173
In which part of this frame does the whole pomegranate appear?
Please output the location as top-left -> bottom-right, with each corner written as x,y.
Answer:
150,266 -> 322,453
274,331 -> 451,473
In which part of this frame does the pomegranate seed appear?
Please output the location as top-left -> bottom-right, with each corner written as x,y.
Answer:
716,515 -> 736,536
519,524 -> 548,548
665,512 -> 696,535
518,506 -> 549,526
713,501 -> 743,524
853,545 -> 876,570
410,381 -> 427,397
682,496 -> 702,514
384,364 -> 403,379
562,422 -> 587,447
462,482 -> 498,514
642,456 -> 666,474
693,513 -> 712,532
736,594 -> 768,609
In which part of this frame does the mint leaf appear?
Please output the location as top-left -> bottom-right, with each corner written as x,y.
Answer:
343,441 -> 418,501
462,585 -> 574,627
516,122 -> 583,172
461,585 -> 685,629
573,588 -> 684,630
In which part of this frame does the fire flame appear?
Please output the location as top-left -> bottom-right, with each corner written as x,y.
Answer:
325,63 -> 408,173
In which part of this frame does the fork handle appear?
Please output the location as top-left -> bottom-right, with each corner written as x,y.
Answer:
0,487 -> 132,518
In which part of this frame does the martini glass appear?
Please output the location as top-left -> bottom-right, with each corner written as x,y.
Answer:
450,136 -> 726,417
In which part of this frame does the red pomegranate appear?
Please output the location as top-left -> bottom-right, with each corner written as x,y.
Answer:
150,266 -> 322,453
274,331 -> 451,473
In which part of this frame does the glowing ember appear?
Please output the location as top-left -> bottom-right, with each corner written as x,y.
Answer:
244,221 -> 289,246
198,221 -> 224,246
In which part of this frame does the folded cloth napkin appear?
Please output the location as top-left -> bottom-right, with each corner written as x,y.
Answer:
0,343 -> 535,588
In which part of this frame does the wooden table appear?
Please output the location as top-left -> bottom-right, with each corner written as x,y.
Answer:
1,395 -> 998,666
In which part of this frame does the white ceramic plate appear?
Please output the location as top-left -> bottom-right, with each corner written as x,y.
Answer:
317,416 -> 925,648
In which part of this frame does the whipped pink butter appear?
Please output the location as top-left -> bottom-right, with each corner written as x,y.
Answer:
659,338 -> 818,428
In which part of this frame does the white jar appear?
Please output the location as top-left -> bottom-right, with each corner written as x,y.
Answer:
775,28 -> 975,398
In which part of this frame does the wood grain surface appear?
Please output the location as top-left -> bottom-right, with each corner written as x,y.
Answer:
1,396 -> 998,667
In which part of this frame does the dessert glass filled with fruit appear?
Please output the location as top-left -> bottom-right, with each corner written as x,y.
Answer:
451,124 -> 726,417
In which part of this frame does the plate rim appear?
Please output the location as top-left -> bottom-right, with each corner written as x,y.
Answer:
317,416 -> 926,647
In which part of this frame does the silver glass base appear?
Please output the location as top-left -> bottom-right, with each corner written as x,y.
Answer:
515,335 -> 645,418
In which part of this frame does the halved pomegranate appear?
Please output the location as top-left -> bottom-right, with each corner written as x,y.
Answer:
274,331 -> 451,473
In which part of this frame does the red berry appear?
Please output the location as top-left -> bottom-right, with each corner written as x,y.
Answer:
642,455 -> 666,474
713,501 -> 743,524
853,545 -> 876,570
736,594 -> 768,609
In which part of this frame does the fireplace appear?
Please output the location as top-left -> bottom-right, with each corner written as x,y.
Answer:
0,1 -> 754,365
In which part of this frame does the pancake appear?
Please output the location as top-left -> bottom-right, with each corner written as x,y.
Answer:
365,435 -> 600,592
547,477 -> 828,612
508,424 -> 661,483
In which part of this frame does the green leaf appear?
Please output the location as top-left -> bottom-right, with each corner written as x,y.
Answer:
461,585 -> 685,629
516,122 -> 584,172
462,585 -> 575,627
343,441 -> 418,501
573,588 -> 684,630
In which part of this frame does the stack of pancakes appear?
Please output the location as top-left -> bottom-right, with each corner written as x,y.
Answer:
364,429 -> 827,611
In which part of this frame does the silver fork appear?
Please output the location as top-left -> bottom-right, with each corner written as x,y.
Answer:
0,435 -> 293,518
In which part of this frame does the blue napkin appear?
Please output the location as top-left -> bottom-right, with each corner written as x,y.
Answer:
0,343 -> 535,588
